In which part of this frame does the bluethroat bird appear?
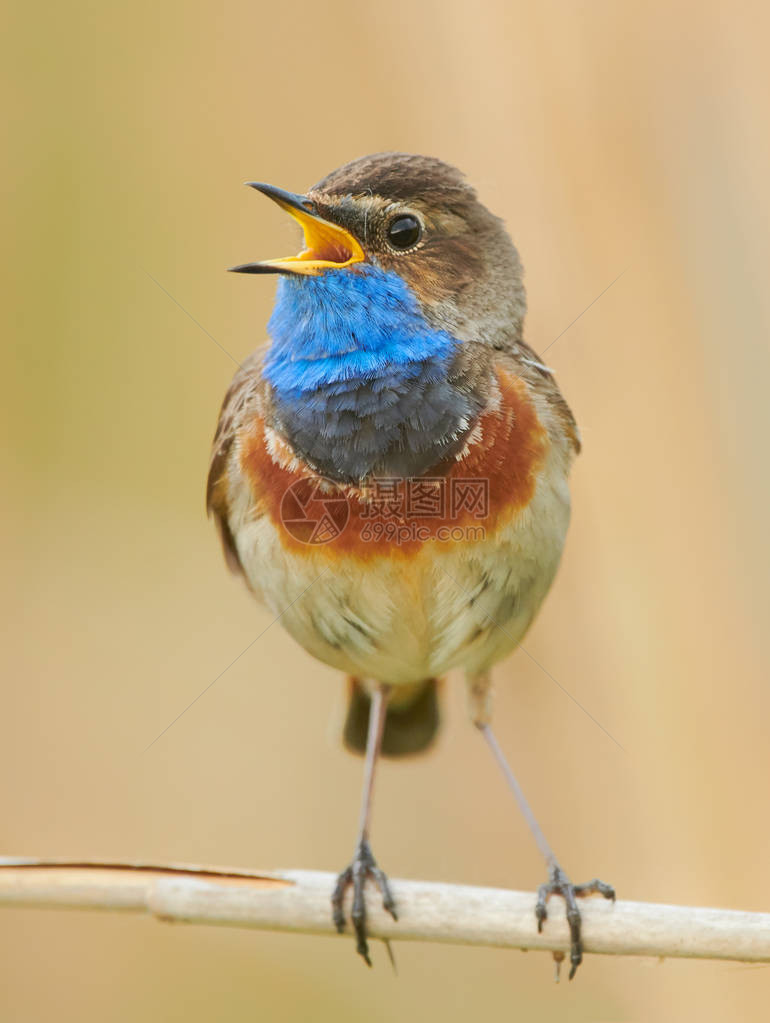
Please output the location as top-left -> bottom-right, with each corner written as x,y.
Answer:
208,153 -> 614,978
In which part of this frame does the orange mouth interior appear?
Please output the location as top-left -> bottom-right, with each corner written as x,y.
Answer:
259,204 -> 365,275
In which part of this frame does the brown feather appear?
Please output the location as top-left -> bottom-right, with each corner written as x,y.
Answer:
206,350 -> 266,575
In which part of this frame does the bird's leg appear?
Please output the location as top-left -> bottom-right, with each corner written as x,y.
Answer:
331,684 -> 397,965
472,679 -> 614,980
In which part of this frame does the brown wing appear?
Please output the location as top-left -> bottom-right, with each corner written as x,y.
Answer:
500,339 -> 582,456
206,349 -> 266,575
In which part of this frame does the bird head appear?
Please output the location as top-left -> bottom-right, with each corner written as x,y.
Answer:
230,152 -> 527,347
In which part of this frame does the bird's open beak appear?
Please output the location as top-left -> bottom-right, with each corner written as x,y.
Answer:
228,182 -> 365,276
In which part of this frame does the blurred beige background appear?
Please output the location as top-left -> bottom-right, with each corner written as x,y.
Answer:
2,0 -> 769,1019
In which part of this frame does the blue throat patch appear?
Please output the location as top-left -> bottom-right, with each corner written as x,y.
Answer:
264,267 -> 481,482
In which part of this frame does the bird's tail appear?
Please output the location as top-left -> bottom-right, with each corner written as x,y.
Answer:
343,677 -> 442,758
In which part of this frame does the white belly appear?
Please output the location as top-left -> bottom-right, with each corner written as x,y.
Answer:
229,453 -> 571,686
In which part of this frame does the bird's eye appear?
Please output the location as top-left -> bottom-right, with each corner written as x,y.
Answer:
386,214 -> 422,250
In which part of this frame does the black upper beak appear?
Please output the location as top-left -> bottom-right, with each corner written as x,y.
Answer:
245,182 -> 318,216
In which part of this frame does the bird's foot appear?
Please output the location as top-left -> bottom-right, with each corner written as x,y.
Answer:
535,864 -> 615,980
331,836 -> 397,965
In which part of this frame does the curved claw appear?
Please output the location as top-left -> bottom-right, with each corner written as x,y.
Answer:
331,865 -> 353,934
331,837 -> 397,965
535,865 -> 615,980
